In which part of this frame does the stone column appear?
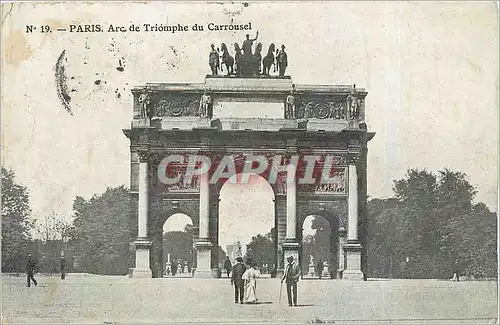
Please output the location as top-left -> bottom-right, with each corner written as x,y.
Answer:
347,164 -> 358,241
133,154 -> 152,278
337,227 -> 347,279
283,164 -> 300,262
343,163 -> 364,280
194,171 -> 212,277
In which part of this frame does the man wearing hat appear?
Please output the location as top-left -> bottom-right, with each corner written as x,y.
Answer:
231,257 -> 246,304
281,255 -> 301,306
26,253 -> 38,287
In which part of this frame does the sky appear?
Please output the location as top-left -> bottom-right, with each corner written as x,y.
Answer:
2,1 -> 498,239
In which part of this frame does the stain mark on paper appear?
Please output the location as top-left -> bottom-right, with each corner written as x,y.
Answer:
4,29 -> 34,66
116,58 -> 125,72
2,3 -> 14,25
55,50 -> 73,115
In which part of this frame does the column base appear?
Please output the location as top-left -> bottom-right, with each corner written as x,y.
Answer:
194,270 -> 213,278
194,239 -> 212,278
131,268 -> 153,278
343,241 -> 365,281
342,269 -> 364,280
133,239 -> 152,278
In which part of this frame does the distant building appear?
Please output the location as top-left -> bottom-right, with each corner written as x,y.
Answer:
226,241 -> 243,263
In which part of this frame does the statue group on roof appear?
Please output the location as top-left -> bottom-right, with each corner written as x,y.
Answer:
208,32 -> 288,77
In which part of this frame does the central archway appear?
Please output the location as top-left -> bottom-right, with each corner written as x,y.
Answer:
218,173 -> 277,277
162,213 -> 194,277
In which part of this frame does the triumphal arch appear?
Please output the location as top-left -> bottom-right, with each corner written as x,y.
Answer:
123,42 -> 374,280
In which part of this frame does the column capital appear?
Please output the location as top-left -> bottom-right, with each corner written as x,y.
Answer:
137,150 -> 165,165
347,154 -> 360,165
137,150 -> 148,163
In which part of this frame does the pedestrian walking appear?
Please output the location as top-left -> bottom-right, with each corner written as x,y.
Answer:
60,250 -> 66,280
231,257 -> 246,304
281,256 -> 301,307
242,261 -> 260,304
224,256 -> 232,278
26,253 -> 38,287
452,259 -> 460,282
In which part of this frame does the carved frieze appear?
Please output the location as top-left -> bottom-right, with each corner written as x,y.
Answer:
298,168 -> 347,195
294,97 -> 347,120
154,98 -> 200,117
134,91 -> 215,118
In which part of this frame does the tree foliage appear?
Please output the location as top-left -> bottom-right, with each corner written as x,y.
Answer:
33,213 -> 75,242
69,186 -> 130,275
246,228 -> 275,267
1,167 -> 34,272
302,216 -> 331,271
367,169 -> 497,279
163,229 -> 193,263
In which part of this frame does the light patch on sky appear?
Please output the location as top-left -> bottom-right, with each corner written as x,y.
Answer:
163,213 -> 193,233
302,216 -> 317,237
218,174 -> 274,254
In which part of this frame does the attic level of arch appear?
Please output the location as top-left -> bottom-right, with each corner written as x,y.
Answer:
130,78 -> 367,129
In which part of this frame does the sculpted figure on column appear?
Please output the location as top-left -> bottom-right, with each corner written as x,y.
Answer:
347,90 -> 360,120
285,90 -> 296,119
199,90 -> 213,117
138,92 -> 152,118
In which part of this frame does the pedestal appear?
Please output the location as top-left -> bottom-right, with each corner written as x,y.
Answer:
194,240 -> 212,278
132,239 -> 152,278
165,262 -> 171,276
321,261 -> 331,278
308,263 -> 316,276
177,262 -> 183,274
343,242 -> 364,280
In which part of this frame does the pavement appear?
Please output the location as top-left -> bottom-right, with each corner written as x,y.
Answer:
1,274 -> 498,323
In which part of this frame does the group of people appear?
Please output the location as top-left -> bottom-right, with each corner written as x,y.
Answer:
229,255 -> 302,307
25,251 -> 66,287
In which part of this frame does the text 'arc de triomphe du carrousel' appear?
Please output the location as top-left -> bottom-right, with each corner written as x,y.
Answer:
123,32 -> 375,280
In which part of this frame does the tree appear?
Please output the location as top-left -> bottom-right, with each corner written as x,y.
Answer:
366,169 -> 497,279
34,213 -> 75,242
246,228 -> 275,267
70,186 -> 130,275
163,230 -> 193,262
1,167 -> 34,272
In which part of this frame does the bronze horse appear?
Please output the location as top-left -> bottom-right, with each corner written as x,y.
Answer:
220,43 -> 234,76
252,43 -> 263,76
234,43 -> 243,76
262,43 -> 276,75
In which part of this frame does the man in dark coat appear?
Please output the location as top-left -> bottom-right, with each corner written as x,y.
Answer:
60,250 -> 66,280
453,259 -> 460,282
223,256 -> 232,278
26,253 -> 38,287
231,257 -> 246,304
281,255 -> 301,307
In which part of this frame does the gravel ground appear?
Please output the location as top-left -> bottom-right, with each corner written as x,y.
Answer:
1,274 -> 497,323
